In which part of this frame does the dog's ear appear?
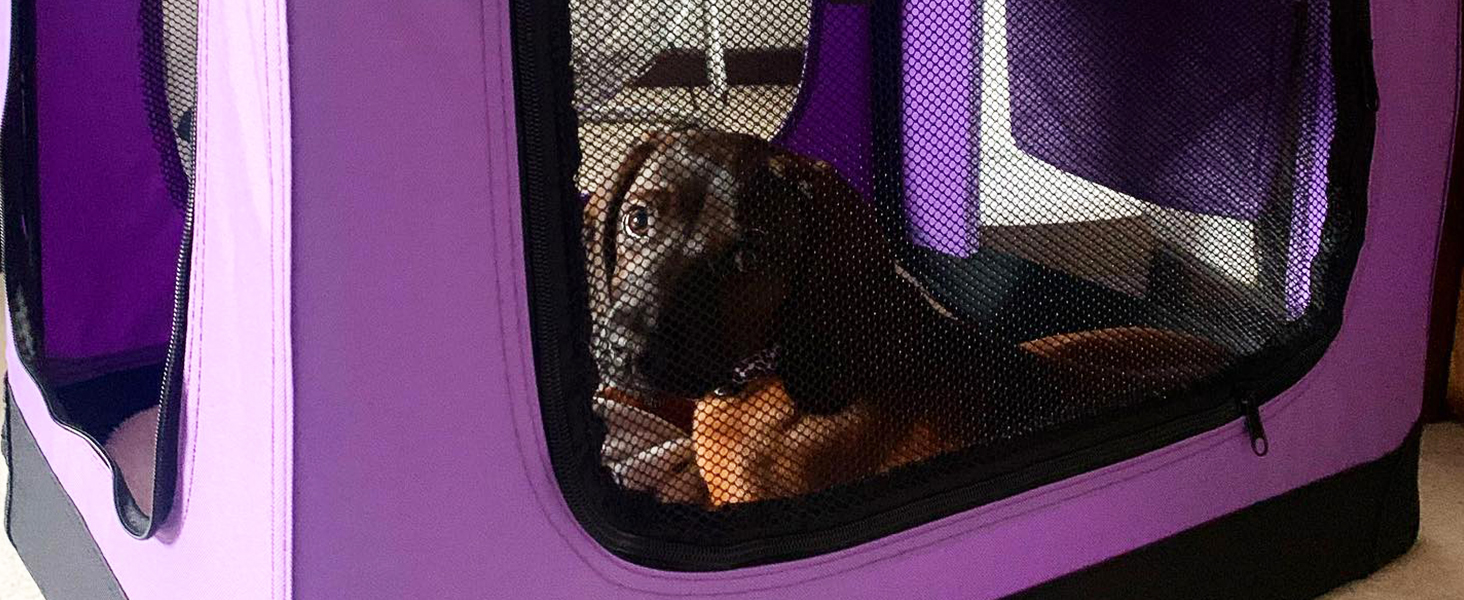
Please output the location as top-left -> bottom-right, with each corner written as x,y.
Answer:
765,152 -> 904,416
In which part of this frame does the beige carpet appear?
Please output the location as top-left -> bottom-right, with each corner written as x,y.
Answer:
1320,422 -> 1464,599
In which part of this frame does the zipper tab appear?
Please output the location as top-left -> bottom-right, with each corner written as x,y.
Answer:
1238,397 -> 1269,457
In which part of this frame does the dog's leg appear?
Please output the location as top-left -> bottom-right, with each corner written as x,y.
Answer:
692,380 -> 941,505
693,380 -> 807,505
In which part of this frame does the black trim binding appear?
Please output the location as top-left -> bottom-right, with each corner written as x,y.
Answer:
0,0 -> 196,539
512,0 -> 1379,571
1013,420 -> 1422,600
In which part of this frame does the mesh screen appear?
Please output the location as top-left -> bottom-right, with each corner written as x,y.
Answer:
564,0 -> 1351,537
142,0 -> 200,211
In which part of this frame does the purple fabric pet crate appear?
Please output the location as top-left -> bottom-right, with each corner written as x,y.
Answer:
0,0 -> 1460,598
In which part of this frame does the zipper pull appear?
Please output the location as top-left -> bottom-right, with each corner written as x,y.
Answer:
1238,397 -> 1269,457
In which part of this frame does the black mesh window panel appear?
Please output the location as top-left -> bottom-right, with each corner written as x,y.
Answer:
143,0 -> 200,210
515,0 -> 1377,569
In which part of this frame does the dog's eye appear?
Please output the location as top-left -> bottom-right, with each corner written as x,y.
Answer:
622,205 -> 652,239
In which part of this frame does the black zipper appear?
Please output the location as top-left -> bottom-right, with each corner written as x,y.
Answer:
137,160 -> 193,539
509,0 -> 1375,573
138,0 -> 199,539
510,0 -> 601,530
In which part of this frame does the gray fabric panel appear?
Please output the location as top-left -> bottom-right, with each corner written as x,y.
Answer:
5,387 -> 128,600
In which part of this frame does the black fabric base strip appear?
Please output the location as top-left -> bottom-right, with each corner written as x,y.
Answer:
4,384 -> 129,600
1013,419 -> 1422,600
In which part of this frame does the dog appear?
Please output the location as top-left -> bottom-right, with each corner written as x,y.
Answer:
584,129 -> 1231,505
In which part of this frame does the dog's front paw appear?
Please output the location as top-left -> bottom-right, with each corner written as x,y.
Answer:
692,379 -> 880,506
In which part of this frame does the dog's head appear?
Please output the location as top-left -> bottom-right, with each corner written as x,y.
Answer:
584,129 -> 890,404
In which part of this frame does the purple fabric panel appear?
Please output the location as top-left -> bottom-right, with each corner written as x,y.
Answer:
288,2 -> 527,597
1285,0 -> 1336,318
35,0 -> 185,366
774,1 -> 875,198
287,0 -> 1455,597
900,0 -> 979,256
1006,0 -> 1296,219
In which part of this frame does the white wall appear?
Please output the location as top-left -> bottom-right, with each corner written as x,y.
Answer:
570,0 -> 810,53
720,0 -> 811,49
